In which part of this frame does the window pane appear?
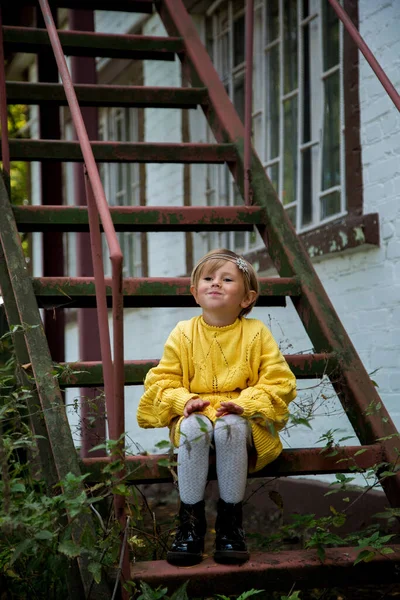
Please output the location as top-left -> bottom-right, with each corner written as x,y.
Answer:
233,183 -> 245,249
219,33 -> 230,80
286,205 -> 297,227
321,191 -> 340,220
283,96 -> 298,205
233,15 -> 245,66
233,76 -> 245,122
266,0 -> 280,43
322,1 -> 339,71
266,44 -> 280,159
252,113 -> 263,157
283,0 -> 298,94
302,0 -> 309,18
322,72 -> 340,190
302,23 -> 311,143
267,164 -> 279,192
302,147 -> 312,225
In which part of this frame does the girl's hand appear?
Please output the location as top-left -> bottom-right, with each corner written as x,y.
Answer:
215,401 -> 244,417
184,397 -> 210,418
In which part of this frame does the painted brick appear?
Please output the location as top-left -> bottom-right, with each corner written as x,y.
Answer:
386,240 -> 400,260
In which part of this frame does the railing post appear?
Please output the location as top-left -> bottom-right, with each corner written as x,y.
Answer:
0,7 -> 10,193
244,0 -> 254,206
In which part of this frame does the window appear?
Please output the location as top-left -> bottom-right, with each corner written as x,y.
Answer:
206,0 -> 345,251
99,107 -> 144,277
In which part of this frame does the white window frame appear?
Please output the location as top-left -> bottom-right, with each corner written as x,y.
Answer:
206,0 -> 345,253
99,107 -> 142,277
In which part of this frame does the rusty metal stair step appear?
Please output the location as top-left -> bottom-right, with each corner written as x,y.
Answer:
6,139 -> 237,164
3,26 -> 183,61
81,444 -> 383,483
32,276 -> 301,309
13,205 -> 262,232
128,546 -> 400,596
15,0 -> 154,11
6,82 -> 209,109
57,354 -> 338,387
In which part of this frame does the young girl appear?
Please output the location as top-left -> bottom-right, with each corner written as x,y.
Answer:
137,249 -> 296,565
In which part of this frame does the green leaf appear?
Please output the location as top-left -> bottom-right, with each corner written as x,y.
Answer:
58,540 -> 82,558
169,580 -> 190,600
137,581 -> 168,600
35,530 -> 54,540
88,562 -> 102,584
354,550 -> 375,565
157,458 -> 177,468
237,589 -> 265,600
380,547 -> 394,555
10,539 -> 33,565
317,546 -> 325,562
354,448 -> 368,456
155,440 -> 171,449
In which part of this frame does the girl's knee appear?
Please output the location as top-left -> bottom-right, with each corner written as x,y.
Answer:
179,413 -> 213,440
214,414 -> 249,443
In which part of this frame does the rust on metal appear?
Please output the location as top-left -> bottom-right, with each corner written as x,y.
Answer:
81,444 -> 384,484
32,276 -> 300,308
6,82 -> 209,109
13,204 -> 264,232
2,26 -> 183,61
15,0 -> 154,11
130,546 -> 400,596
57,353 -> 337,388
6,139 -> 237,164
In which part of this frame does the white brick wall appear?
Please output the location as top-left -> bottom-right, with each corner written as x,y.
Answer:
63,3 -> 400,476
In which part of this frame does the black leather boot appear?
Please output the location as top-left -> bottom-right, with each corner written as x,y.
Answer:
167,500 -> 206,565
214,498 -> 249,564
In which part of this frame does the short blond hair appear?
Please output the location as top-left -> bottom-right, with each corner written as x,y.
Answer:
191,249 -> 259,317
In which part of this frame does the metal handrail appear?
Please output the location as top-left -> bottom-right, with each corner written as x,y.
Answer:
37,0 -> 124,445
328,0 -> 400,112
0,7 -> 10,184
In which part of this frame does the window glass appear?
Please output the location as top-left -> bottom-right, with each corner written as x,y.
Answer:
266,0 -> 280,43
233,15 -> 245,66
283,96 -> 298,206
283,0 -> 298,94
266,44 -> 280,159
322,1 -> 339,71
322,71 -> 340,190
321,190 -> 341,220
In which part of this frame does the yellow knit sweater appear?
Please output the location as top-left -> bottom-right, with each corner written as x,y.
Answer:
137,316 -> 296,472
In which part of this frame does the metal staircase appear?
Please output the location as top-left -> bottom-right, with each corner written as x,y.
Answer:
1,0 -> 400,597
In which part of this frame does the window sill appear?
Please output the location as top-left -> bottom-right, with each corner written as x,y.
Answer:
245,212 -> 380,270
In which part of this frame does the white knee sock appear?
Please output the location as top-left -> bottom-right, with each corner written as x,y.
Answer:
214,414 -> 249,504
177,413 -> 213,504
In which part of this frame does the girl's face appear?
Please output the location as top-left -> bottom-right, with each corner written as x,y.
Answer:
190,261 -> 256,325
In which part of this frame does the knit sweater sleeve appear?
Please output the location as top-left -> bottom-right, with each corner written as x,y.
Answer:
234,325 -> 296,430
137,325 -> 196,429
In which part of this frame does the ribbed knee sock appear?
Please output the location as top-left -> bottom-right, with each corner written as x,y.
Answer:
214,414 -> 249,503
177,413 -> 213,504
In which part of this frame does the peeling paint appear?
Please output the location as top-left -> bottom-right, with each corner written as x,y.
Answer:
353,226 -> 365,243
329,240 -> 338,252
308,245 -> 318,258
339,230 -> 348,247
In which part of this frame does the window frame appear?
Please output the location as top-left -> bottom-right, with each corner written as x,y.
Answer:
203,0 -> 377,263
